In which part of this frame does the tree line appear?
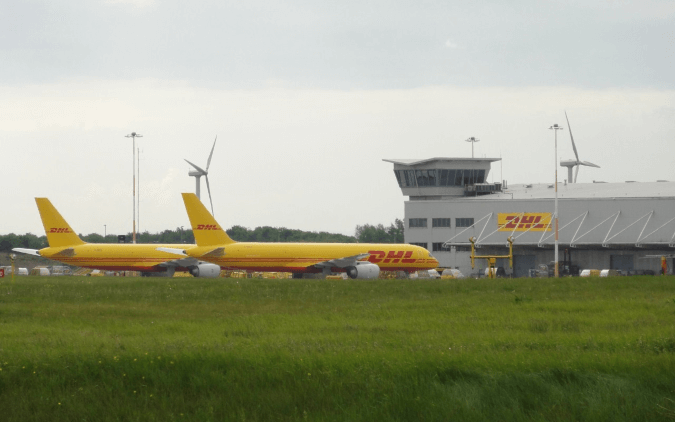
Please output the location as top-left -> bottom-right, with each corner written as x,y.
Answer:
0,219 -> 405,251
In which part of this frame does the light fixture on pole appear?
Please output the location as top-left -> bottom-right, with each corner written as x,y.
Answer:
465,137 -> 480,158
125,132 -> 142,244
549,123 -> 563,278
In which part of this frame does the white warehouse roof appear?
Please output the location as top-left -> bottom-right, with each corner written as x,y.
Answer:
486,182 -> 675,201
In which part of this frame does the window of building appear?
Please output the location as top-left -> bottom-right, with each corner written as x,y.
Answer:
454,170 -> 464,186
432,218 -> 451,228
455,245 -> 471,252
410,242 -> 428,250
409,218 -> 428,228
395,168 -> 489,188
432,242 -> 451,252
394,170 -> 402,187
415,170 -> 438,187
456,218 -> 474,228
394,170 -> 417,188
438,169 -> 456,187
475,169 -> 486,184
465,169 -> 475,185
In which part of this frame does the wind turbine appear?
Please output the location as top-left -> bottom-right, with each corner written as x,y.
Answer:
560,112 -> 600,183
185,136 -> 217,215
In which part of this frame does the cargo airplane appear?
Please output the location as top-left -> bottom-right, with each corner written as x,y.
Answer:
158,193 -> 439,279
12,198 -> 222,277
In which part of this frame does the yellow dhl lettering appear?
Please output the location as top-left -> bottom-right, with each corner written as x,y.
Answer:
195,224 -> 222,231
368,250 -> 416,264
49,228 -> 72,233
497,213 -> 552,231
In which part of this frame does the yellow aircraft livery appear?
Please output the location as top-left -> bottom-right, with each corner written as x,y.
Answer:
158,193 -> 439,279
11,198 -> 221,277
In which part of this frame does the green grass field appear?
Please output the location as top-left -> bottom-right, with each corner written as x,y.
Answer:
1,275 -> 674,421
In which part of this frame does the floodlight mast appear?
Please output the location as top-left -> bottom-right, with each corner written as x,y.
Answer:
125,132 -> 142,244
549,123 -> 563,278
465,137 -> 480,158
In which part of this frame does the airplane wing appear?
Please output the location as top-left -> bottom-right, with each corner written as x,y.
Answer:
12,248 -> 41,256
157,256 -> 200,268
312,253 -> 370,269
157,247 -> 188,256
156,247 -> 225,258
155,247 -> 224,270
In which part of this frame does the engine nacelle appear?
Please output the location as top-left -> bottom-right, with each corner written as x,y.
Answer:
346,262 -> 380,279
189,263 -> 221,278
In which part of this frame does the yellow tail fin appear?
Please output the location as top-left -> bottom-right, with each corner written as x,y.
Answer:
35,198 -> 86,247
181,193 -> 235,246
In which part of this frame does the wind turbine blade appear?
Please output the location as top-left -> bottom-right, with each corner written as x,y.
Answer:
206,135 -> 217,172
564,111 -> 580,163
574,165 -> 579,183
205,175 -> 214,216
184,159 -> 207,174
580,161 -> 601,168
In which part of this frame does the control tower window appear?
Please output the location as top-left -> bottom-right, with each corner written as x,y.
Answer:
394,170 -> 417,187
415,170 -> 437,187
409,218 -> 428,228
432,218 -> 451,228
454,170 -> 464,186
396,168 -> 487,188
464,169 -> 474,185
439,169 -> 456,186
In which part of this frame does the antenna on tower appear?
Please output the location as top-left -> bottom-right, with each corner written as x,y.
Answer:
465,137 -> 480,158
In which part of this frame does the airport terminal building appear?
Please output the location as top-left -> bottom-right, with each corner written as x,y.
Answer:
384,157 -> 675,277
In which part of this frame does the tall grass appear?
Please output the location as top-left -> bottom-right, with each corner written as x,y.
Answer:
0,276 -> 674,421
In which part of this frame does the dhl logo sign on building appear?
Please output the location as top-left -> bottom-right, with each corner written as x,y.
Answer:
497,213 -> 552,231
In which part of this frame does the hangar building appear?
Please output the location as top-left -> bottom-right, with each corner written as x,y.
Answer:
384,157 -> 675,277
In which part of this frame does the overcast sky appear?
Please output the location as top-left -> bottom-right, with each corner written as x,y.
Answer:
2,0 -> 674,238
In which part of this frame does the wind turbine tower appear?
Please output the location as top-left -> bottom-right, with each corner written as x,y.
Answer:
185,136 -> 217,215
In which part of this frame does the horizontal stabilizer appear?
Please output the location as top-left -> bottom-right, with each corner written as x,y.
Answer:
156,247 -> 188,256
12,248 -> 41,256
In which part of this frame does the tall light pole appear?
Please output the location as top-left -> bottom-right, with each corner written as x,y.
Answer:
125,132 -> 142,244
549,123 -> 563,278
465,137 -> 480,158
104,224 -> 107,243
138,147 -> 141,238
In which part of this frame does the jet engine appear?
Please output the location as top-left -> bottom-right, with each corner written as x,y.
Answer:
189,263 -> 221,278
345,262 -> 380,279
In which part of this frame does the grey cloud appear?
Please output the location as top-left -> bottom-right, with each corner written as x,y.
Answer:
1,0 -> 673,89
